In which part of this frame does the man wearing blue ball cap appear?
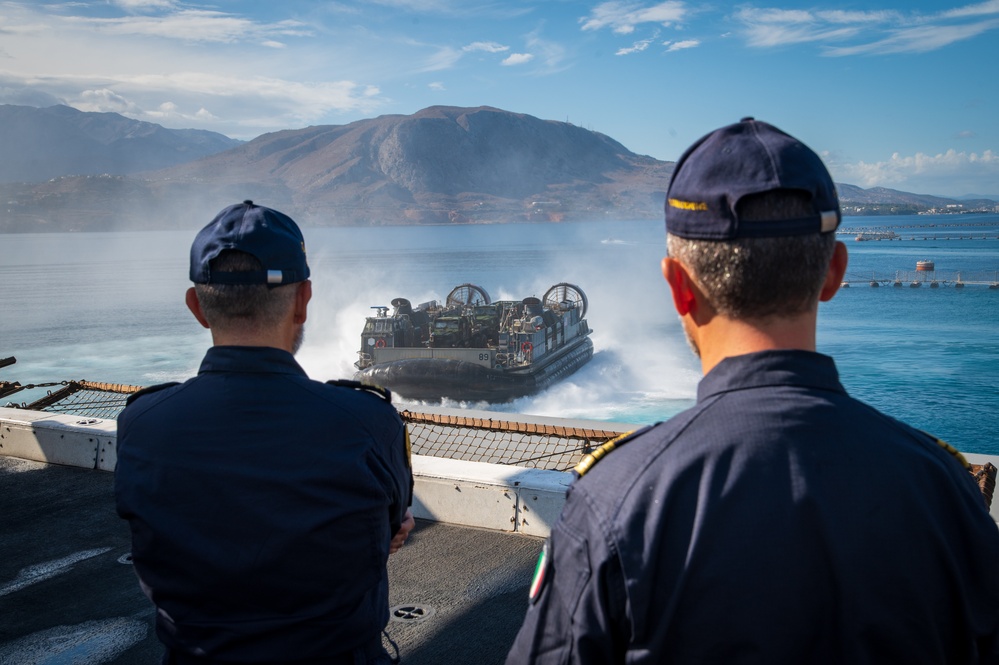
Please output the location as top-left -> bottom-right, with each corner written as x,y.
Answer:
507,119 -> 999,663
116,201 -> 414,664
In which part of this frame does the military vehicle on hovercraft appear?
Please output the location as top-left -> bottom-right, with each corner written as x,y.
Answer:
353,283 -> 593,402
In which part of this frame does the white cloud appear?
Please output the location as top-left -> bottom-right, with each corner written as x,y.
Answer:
0,2 -> 391,138
75,10 -> 313,44
735,9 -> 863,47
942,0 -> 999,19
112,0 -> 178,10
664,39 -> 699,51
616,38 -> 653,55
148,100 -> 181,119
429,81 -> 446,90
404,39 -> 512,75
463,41 -> 509,53
362,0 -> 533,20
737,8 -> 814,24
829,149 -> 999,197
824,19 -> 999,55
581,1 -> 688,35
501,53 -> 534,66
359,0 -> 457,11
77,89 -> 141,114
521,30 -> 568,74
0,69 -> 387,138
733,4 -> 999,55
413,46 -> 465,72
817,10 -> 901,24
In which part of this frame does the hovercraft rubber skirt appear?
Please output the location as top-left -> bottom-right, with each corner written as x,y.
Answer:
354,337 -> 593,403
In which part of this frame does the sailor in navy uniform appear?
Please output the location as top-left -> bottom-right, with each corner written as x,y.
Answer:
115,201 -> 414,665
506,120 -> 999,664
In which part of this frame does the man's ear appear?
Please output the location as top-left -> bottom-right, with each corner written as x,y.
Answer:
293,280 -> 312,325
185,287 -> 210,329
819,241 -> 849,302
662,257 -> 697,316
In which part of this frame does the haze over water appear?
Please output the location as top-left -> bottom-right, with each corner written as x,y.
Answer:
2,214 -> 997,455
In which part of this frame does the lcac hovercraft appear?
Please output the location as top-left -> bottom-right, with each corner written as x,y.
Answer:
353,283 -> 592,402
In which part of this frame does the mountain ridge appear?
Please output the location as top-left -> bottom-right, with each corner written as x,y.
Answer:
138,105 -> 673,225
0,104 -> 242,184
1,105 -> 995,232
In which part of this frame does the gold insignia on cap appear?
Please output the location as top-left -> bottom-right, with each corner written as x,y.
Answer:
668,198 -> 709,212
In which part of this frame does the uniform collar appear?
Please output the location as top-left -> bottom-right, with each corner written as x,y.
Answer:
697,349 -> 845,403
199,345 -> 308,377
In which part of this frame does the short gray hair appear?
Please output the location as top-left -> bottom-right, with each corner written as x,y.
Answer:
194,250 -> 298,330
666,191 -> 837,320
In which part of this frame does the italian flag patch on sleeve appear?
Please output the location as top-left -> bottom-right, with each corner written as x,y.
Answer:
529,539 -> 550,603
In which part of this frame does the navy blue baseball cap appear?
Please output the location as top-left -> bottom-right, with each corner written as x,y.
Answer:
665,118 -> 841,240
190,201 -> 310,286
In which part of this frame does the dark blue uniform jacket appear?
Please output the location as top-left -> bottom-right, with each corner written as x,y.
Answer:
115,346 -> 412,663
507,350 -> 999,664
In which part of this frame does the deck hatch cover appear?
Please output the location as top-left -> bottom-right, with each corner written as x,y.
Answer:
389,604 -> 435,623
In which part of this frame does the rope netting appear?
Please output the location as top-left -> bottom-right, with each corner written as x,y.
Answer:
399,410 -> 625,471
0,379 -> 993,500
0,381 -> 626,470
1,381 -> 143,420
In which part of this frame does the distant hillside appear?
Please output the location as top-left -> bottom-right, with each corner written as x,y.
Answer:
955,193 -> 999,202
0,104 -> 242,183
836,183 -> 998,216
1,105 -> 995,232
0,106 -> 672,231
143,105 -> 673,226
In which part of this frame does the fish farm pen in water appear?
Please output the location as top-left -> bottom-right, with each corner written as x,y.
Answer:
841,221 -> 999,242
840,269 -> 999,288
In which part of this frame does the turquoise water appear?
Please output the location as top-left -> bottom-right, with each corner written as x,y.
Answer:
821,215 -> 999,453
2,214 -> 997,454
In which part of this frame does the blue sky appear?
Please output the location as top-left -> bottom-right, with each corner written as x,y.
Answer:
0,0 -> 997,197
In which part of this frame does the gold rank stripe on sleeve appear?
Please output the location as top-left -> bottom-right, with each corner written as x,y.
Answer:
573,430 -> 637,477
923,430 -> 971,470
921,430 -> 998,509
325,378 -> 392,402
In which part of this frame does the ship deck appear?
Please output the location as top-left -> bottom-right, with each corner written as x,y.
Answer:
0,455 -> 542,664
0,403 -> 639,664
3,402 -> 997,664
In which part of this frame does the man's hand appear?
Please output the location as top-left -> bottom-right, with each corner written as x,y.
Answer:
389,509 -> 415,555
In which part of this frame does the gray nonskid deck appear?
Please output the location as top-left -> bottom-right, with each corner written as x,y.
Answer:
0,457 -> 542,664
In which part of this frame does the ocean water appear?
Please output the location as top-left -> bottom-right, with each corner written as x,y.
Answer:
2,214 -> 997,454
